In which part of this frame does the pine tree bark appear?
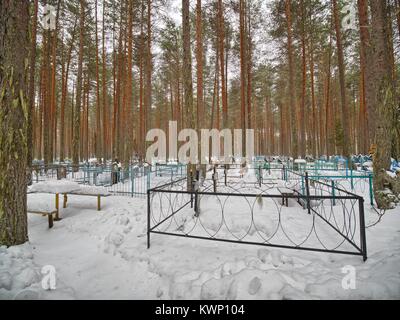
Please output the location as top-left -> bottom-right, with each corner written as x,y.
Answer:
218,0 -> 228,129
325,33 -> 333,156
239,0 -> 247,156
285,0 -> 298,158
358,0 -> 374,151
332,0 -> 350,158
95,0 -> 101,160
310,41 -> 318,157
196,0 -> 204,131
0,0 -> 30,246
27,0 -> 38,170
60,19 -> 77,162
299,0 -> 307,158
73,0 -> 85,167
370,0 -> 397,209
144,0 -> 152,156
102,0 -> 108,161
182,0 -> 196,187
246,3 -> 252,131
126,0 -> 134,163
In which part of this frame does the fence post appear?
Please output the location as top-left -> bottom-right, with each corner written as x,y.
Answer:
147,167 -> 151,191
369,174 -> 374,206
131,167 -> 134,197
331,180 -> 336,206
359,197 -> 368,261
350,168 -> 354,190
224,165 -> 227,186
147,190 -> 151,249
212,166 -> 217,193
194,191 -> 199,216
282,165 -> 287,181
305,172 -> 311,214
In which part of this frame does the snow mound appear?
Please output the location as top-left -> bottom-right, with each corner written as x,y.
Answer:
0,244 -> 42,298
0,244 -> 75,300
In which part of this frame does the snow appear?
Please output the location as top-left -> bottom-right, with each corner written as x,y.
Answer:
29,180 -> 81,194
27,194 -> 57,212
70,186 -> 111,196
1,168 -> 400,300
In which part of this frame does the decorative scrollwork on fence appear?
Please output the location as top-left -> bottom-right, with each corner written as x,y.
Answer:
148,171 -> 368,261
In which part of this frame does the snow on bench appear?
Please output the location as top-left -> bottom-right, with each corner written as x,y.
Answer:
28,195 -> 58,229
63,186 -> 111,211
28,181 -> 111,217
29,181 -> 81,194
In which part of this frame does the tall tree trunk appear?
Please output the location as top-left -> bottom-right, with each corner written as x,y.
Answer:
218,0 -> 228,129
358,0 -> 373,151
196,0 -> 204,131
50,1 -> 61,162
144,0 -> 152,157
60,19 -> 77,162
126,0 -> 134,163
196,0 -> 205,166
182,0 -> 196,187
139,0 -> 145,158
299,0 -> 306,158
370,0 -> 398,209
246,3 -> 252,130
182,0 -> 194,130
73,0 -> 85,167
0,0 -> 30,246
332,0 -> 350,158
27,0 -> 38,170
285,0 -> 298,157
310,41 -> 317,157
102,0 -> 108,161
325,33 -> 333,156
239,0 -> 247,156
95,0 -> 101,160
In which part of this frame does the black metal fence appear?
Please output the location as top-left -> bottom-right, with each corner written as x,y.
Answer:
147,170 -> 367,261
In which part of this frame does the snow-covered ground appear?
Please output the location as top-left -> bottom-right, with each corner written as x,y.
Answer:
1,169 -> 400,300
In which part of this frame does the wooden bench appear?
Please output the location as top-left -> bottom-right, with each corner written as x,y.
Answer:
62,192 -> 110,211
28,210 -> 58,228
277,188 -> 295,207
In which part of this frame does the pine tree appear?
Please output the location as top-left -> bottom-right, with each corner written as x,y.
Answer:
0,0 -> 30,246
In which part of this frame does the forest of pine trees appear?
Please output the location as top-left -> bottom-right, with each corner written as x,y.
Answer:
23,0 -> 399,165
0,0 -> 399,244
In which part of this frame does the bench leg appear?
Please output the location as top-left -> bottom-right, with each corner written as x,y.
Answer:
48,213 -> 54,229
97,195 -> 101,211
63,194 -> 68,208
54,193 -> 61,221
